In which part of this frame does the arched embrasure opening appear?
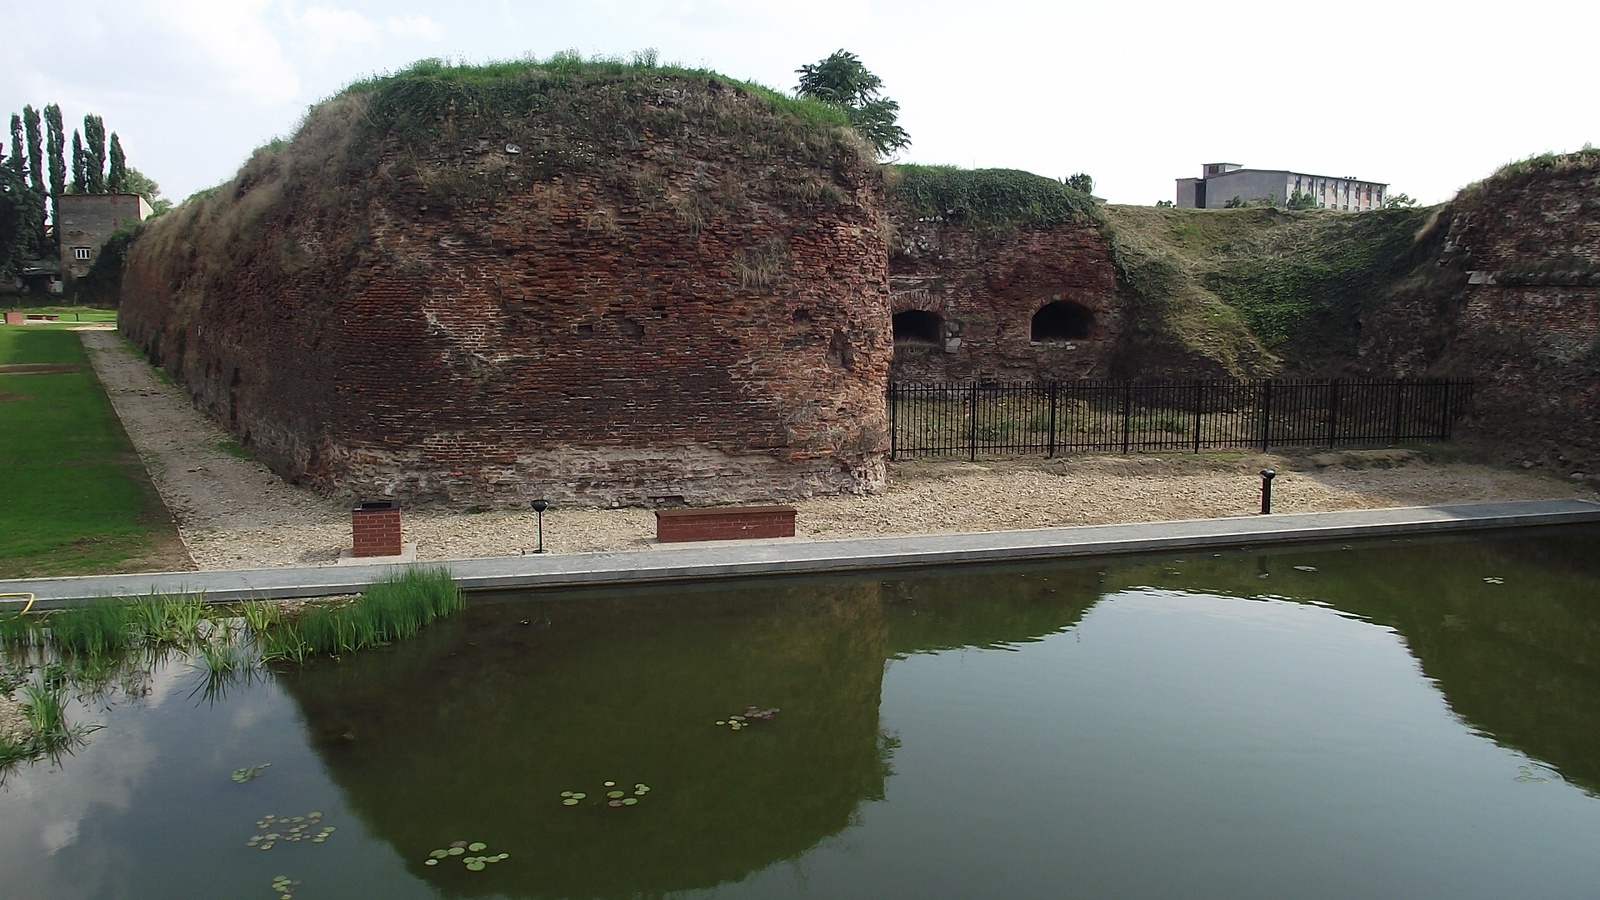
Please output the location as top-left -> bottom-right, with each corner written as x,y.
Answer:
1031,301 -> 1093,342
893,310 -> 943,345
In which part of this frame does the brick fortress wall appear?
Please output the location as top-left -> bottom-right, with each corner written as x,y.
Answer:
1360,159 -> 1600,469
119,77 -> 892,507
885,210 -> 1123,382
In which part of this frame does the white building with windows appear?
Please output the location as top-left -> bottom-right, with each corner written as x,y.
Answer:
1175,163 -> 1387,210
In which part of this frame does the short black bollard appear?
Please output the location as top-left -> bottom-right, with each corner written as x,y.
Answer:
1259,469 -> 1276,514
529,499 -> 549,554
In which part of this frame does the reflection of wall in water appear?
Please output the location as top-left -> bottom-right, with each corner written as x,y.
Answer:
1104,532 -> 1600,797
279,581 -> 888,899
277,569 -> 1104,898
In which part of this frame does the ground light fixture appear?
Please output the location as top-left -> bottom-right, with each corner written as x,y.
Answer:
529,499 -> 550,553
1260,469 -> 1276,514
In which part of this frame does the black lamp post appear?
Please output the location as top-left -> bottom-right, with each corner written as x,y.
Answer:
530,499 -> 549,553
1259,469 -> 1276,515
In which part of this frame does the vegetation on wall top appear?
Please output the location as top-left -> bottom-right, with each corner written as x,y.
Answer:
339,52 -> 857,162
887,165 -> 1100,231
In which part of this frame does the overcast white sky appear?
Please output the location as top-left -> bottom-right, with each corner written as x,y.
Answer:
2,0 -> 1594,207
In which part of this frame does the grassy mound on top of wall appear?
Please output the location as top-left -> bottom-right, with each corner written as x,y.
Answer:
885,165 -> 1100,231
1101,204 -> 1441,375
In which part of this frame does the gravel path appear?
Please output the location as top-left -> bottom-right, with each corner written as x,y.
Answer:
80,330 -> 1592,572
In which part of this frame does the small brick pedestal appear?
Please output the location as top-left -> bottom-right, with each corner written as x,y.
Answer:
351,501 -> 403,557
655,505 -> 797,543
3,311 -> 23,325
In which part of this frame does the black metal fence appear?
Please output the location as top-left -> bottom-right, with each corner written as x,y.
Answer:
888,378 -> 1474,460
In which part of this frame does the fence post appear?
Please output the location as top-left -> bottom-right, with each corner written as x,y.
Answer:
1326,379 -> 1341,448
1438,380 -> 1452,440
888,382 -> 898,461
1121,380 -> 1133,455
1260,380 -> 1274,452
968,381 -> 979,462
1047,381 -> 1058,458
1192,379 -> 1204,454
1391,380 -> 1405,442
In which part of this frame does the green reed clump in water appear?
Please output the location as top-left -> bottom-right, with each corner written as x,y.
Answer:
258,567 -> 463,661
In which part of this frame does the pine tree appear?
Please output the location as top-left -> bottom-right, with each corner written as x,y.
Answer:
44,104 -> 64,223
83,114 -> 106,193
71,130 -> 85,194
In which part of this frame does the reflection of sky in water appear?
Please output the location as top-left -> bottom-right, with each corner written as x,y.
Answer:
0,662 -> 434,900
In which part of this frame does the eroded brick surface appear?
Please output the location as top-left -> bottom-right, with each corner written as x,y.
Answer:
886,214 -> 1123,382
120,82 -> 893,508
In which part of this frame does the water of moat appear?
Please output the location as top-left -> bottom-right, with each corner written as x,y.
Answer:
5,528 -> 1600,900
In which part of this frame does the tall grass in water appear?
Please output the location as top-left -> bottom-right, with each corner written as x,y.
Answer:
0,612 -> 42,647
257,567 -> 463,661
44,600 -> 137,656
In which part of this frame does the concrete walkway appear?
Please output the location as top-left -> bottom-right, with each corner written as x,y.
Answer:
4,499 -> 1598,609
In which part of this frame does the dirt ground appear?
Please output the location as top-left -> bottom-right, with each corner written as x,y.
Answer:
78,329 -> 1595,572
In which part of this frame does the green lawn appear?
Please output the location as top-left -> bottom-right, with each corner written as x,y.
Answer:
1,303 -> 119,325
0,324 -> 188,577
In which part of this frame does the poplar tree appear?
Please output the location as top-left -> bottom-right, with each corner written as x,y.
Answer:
7,115 -> 21,179
108,133 -> 126,193
44,104 -> 64,221
71,130 -> 85,193
83,114 -> 106,193
24,106 -> 46,253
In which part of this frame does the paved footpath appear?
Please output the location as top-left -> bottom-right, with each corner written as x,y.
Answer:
4,499 -> 1599,609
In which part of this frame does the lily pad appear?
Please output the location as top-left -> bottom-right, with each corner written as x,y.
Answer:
562,798 -> 579,806
608,800 -> 623,807
429,849 -> 449,859
622,797 -> 638,806
424,858 -> 438,866
447,847 -> 465,856
607,790 -> 625,799
466,861 -> 485,871
468,842 -> 487,852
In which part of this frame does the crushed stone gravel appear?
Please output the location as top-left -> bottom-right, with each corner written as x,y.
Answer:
79,329 -> 1593,572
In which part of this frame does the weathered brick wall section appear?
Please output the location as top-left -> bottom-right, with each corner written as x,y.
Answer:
885,211 -> 1123,381
655,506 -> 797,542
120,79 -> 892,508
1360,162 -> 1600,468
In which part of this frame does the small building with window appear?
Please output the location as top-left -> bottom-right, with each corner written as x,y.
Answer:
1175,163 -> 1387,210
56,193 -> 152,279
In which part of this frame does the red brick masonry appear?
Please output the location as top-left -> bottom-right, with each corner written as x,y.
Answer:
655,506 -> 797,543
352,504 -> 403,557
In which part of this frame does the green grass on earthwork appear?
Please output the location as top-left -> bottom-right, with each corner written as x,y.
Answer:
0,328 -> 180,577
